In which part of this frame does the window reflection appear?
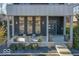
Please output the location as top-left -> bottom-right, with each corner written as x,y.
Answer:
19,16 -> 24,34
27,17 -> 33,34
35,16 -> 41,34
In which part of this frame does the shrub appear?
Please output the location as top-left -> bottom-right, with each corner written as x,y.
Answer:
0,25 -> 6,44
66,27 -> 70,35
38,39 -> 42,42
73,14 -> 79,49
16,43 -> 26,50
73,22 -> 79,49
28,43 -> 38,49
9,43 -> 26,51
73,29 -> 79,49
9,43 -> 38,51
66,27 -> 70,41
9,44 -> 17,51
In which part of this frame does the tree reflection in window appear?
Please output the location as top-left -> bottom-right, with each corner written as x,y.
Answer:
35,16 -> 41,34
27,17 -> 33,34
19,16 -> 24,34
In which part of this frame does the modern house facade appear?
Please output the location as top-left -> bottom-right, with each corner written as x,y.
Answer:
6,3 -> 74,47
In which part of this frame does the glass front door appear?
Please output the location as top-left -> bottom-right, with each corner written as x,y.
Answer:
48,16 -> 64,42
48,17 -> 57,42
48,19 -> 57,35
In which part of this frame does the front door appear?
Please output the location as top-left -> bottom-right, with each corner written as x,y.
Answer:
48,19 -> 57,35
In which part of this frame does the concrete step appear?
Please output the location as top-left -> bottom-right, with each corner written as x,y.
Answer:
55,45 -> 73,56
47,53 -> 59,56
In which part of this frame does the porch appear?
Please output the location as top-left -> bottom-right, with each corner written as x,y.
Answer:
6,16 -> 73,47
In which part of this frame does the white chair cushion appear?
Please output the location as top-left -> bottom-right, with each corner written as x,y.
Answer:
17,37 -> 25,42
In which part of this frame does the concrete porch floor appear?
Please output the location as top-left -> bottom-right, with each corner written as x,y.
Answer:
48,35 -> 65,43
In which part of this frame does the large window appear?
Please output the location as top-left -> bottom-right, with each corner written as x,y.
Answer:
35,16 -> 41,34
27,17 -> 33,34
19,16 -> 24,34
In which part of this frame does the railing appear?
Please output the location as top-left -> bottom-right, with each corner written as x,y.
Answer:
9,36 -> 72,47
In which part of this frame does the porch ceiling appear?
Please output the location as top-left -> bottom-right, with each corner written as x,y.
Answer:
7,4 -> 73,16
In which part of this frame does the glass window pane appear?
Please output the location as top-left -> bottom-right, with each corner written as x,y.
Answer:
19,16 -> 24,34
35,16 -> 41,34
27,17 -> 33,34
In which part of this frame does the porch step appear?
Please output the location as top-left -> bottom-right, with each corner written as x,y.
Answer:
55,45 -> 73,56
47,50 -> 59,56
47,53 -> 59,56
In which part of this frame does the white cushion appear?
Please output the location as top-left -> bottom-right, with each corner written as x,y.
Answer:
17,37 -> 25,42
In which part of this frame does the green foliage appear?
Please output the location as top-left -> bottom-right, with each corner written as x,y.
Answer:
9,44 -> 18,51
17,43 -> 26,50
66,27 -> 70,35
73,14 -> 79,49
73,27 -> 79,49
0,24 -> 6,44
9,43 -> 38,51
0,21 -> 2,26
38,39 -> 42,42
66,27 -> 70,41
9,43 -> 26,51
28,43 -> 38,49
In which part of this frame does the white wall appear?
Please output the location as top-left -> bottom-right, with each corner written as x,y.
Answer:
6,4 -> 73,16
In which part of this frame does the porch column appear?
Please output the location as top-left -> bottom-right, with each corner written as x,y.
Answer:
64,16 -> 66,36
12,16 -> 14,36
70,16 -> 73,47
46,16 -> 48,42
7,16 -> 10,47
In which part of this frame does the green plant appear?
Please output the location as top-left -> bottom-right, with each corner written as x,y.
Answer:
66,27 -> 70,41
17,43 -> 25,50
0,25 -> 6,44
66,27 -> 70,35
66,43 -> 70,48
9,43 -> 26,51
28,43 -> 38,49
9,44 -> 18,51
73,14 -> 79,49
38,39 -> 42,42
73,31 -> 79,49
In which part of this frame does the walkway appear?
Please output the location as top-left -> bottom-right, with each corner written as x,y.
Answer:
56,44 -> 73,56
